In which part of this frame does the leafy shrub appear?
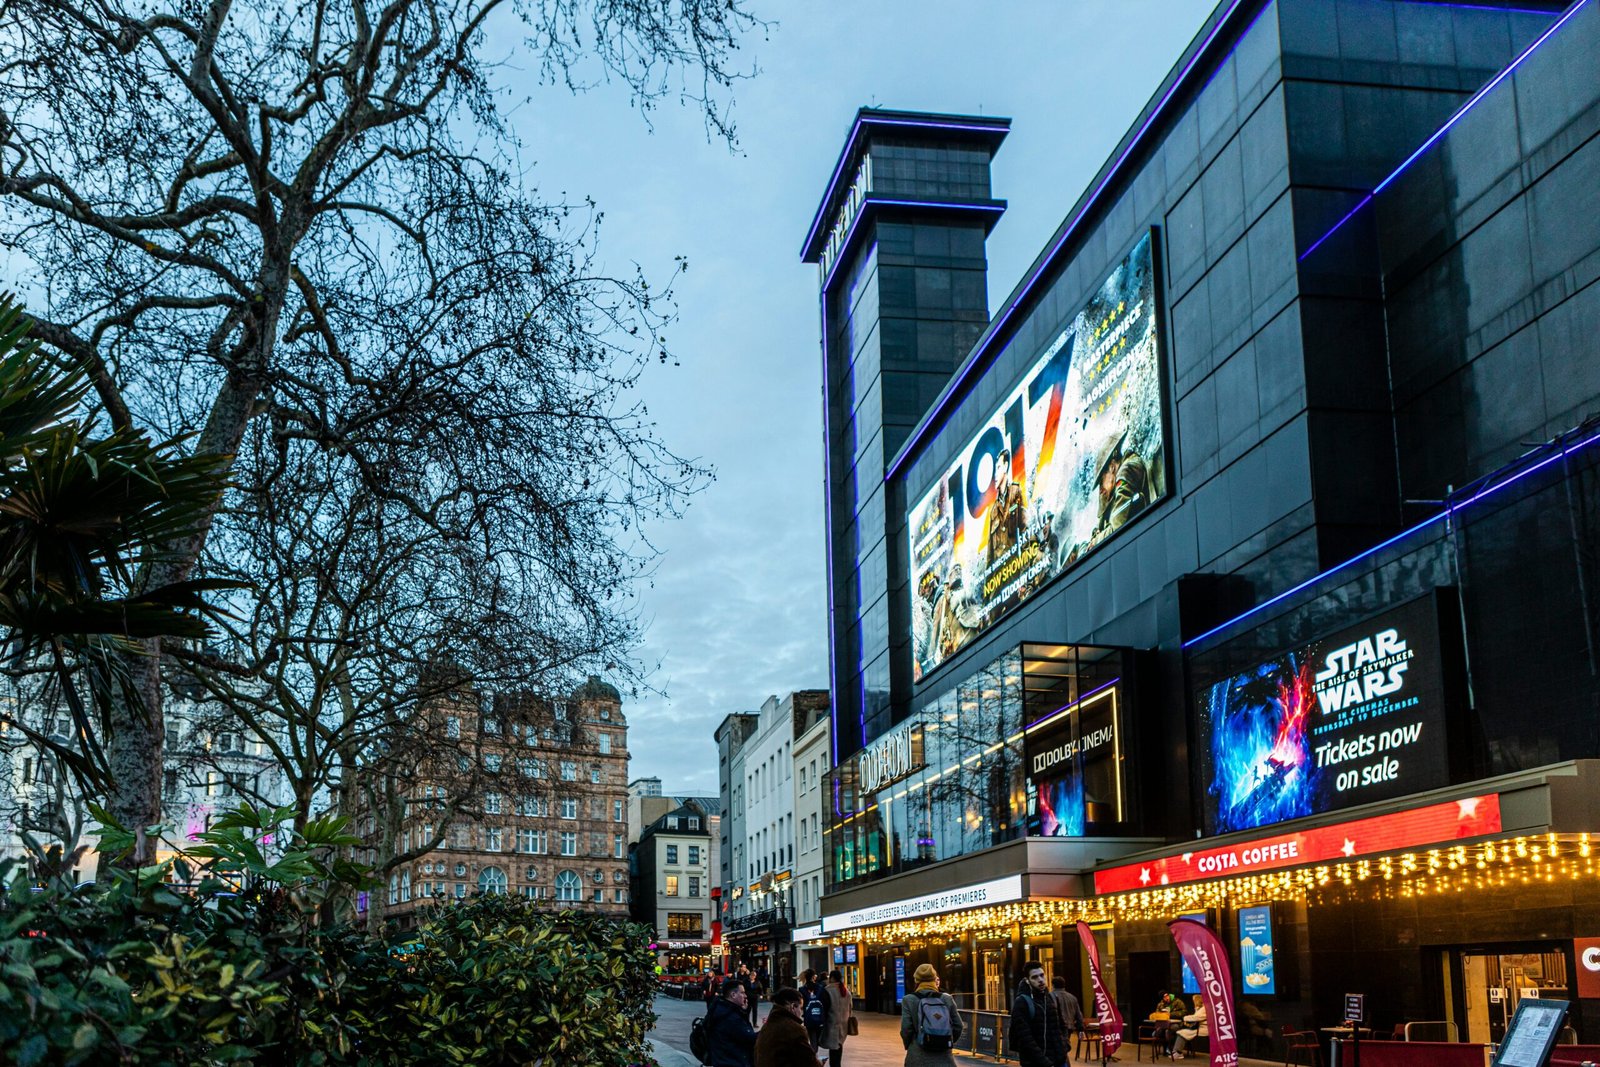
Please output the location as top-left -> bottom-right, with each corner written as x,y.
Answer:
0,806 -> 658,1065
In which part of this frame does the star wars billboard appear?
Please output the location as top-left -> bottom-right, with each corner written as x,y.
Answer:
1196,594 -> 1455,836
909,231 -> 1168,681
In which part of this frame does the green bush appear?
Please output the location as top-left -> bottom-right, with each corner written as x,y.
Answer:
0,807 -> 659,1065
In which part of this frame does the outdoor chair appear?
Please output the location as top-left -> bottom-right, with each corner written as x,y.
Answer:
1283,1025 -> 1322,1067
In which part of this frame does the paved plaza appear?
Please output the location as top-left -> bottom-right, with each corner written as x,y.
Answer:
646,994 -> 1285,1067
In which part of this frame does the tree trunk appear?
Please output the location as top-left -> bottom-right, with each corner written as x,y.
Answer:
107,637 -> 166,865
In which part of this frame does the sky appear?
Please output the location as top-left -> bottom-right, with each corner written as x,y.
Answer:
507,1 -> 1214,795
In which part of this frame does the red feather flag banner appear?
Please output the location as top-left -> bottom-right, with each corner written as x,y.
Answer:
1075,921 -> 1125,1054
1168,918 -> 1239,1067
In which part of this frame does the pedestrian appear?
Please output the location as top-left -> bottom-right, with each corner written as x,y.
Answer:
754,987 -> 817,1067
738,965 -> 760,1027
819,968 -> 853,1067
1051,975 -> 1084,1062
800,968 -> 830,1051
1010,961 -> 1065,1067
900,963 -> 963,1066
704,977 -> 759,1067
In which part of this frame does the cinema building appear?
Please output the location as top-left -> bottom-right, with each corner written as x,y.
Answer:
803,0 -> 1600,1051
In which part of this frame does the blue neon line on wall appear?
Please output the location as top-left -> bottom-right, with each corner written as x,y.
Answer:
1298,0 -> 1589,262
882,0 -> 1256,484
1183,426 -> 1600,650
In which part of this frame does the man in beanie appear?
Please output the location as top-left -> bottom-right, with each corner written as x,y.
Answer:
901,963 -> 964,1065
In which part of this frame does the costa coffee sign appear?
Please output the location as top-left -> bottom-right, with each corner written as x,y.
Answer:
1095,794 -> 1502,894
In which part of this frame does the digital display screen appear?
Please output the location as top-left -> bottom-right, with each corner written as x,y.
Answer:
1179,912 -> 1205,994
1195,594 -> 1452,835
909,230 -> 1167,680
1238,905 -> 1275,995
845,945 -> 858,964
1026,686 -> 1123,837
832,946 -> 844,965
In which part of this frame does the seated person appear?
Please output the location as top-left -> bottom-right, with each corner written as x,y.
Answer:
1151,993 -> 1186,1054
1172,1003 -> 1208,1060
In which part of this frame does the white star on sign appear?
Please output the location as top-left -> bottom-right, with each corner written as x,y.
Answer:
1342,838 -> 1356,857
1140,867 -> 1152,885
1182,852 -> 1193,864
1458,798 -> 1479,819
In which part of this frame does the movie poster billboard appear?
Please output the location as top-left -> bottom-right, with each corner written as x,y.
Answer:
909,231 -> 1167,681
1196,594 -> 1453,836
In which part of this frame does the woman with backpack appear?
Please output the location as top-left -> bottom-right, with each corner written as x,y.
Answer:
900,964 -> 963,1066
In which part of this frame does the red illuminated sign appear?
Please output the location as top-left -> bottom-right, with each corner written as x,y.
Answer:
1094,794 -> 1502,894
1576,938 -> 1600,1000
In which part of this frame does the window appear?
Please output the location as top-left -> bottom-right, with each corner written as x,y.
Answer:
589,766 -> 600,784
388,874 -> 398,905
555,702 -> 569,723
484,718 -> 500,736
614,834 -> 625,858
614,888 -> 626,903
560,832 -> 578,856
400,871 -> 411,902
689,876 -> 700,897
454,862 -> 467,876
592,867 -> 605,883
165,722 -> 180,748
560,761 -> 577,781
484,792 -> 501,815
485,754 -> 502,774
519,830 -> 546,854
688,817 -> 699,830
518,757 -> 537,778
555,870 -> 581,902
525,866 -> 539,881
613,800 -> 624,822
163,770 -> 180,799
598,733 -> 611,754
666,816 -> 679,830
454,883 -> 466,899
445,716 -> 460,738
665,875 -> 679,896
667,913 -> 703,938
688,846 -> 700,865
613,869 -> 627,883
666,845 -> 679,864
592,889 -> 604,903
478,866 -> 507,894
561,798 -> 578,820
486,828 -> 503,852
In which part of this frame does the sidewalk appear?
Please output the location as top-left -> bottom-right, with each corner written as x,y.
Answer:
646,994 -> 1284,1067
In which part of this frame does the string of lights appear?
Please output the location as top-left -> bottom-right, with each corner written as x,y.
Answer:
824,833 -> 1598,944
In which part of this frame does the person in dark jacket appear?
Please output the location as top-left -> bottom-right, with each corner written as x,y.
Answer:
754,988 -> 817,1067
1010,961 -> 1065,1067
799,968 -> 830,1051
705,978 -> 759,1067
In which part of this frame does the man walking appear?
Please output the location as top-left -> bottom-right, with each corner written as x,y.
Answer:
704,977 -> 759,1067
1010,962 -> 1066,1067
1051,975 -> 1084,1054
754,988 -> 817,1067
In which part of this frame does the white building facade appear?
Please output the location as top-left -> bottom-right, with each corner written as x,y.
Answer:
791,707 -> 830,979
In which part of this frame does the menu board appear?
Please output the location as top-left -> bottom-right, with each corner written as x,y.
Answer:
1494,998 -> 1567,1067
1237,905 -> 1276,995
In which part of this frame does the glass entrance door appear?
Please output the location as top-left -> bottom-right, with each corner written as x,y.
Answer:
981,949 -> 1006,1011
1448,948 -> 1571,1044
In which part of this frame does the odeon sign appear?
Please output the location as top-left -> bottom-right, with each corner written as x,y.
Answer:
856,728 -> 919,795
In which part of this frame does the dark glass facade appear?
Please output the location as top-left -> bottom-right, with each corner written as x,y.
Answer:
805,0 -> 1600,1049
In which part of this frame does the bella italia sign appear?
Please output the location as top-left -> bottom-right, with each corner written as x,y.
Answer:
856,727 -> 921,794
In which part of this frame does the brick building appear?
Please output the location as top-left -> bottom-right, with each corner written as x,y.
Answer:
371,674 -> 631,926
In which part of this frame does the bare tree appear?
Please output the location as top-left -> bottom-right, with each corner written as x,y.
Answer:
0,0 -> 751,861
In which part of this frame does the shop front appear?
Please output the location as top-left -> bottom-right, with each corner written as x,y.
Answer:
725,900 -> 794,988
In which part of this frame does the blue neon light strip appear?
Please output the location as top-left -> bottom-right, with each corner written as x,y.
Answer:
801,114 -> 1011,260
883,0 -> 1256,484
1184,426 -> 1600,649
1298,0 -> 1588,262
818,197 -> 1006,293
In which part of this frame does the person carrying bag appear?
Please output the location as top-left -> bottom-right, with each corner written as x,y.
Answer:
900,964 -> 964,1066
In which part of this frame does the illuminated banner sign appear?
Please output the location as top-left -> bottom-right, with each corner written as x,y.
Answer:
820,873 -> 1024,933
1094,793 -> 1501,894
1026,685 -> 1123,837
792,924 -> 824,943
1196,594 -> 1454,835
1237,905 -> 1275,995
909,230 -> 1167,680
